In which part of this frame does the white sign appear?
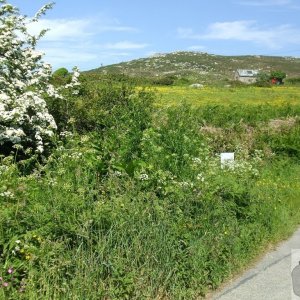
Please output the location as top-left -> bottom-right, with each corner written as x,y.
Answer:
220,152 -> 235,168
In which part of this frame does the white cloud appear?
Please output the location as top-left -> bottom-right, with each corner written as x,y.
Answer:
24,17 -> 147,70
203,21 -> 277,46
238,0 -> 291,6
237,0 -> 300,9
41,47 -> 98,64
27,18 -> 137,42
99,26 -> 138,33
39,44 -> 132,70
27,19 -> 93,42
178,21 -> 300,49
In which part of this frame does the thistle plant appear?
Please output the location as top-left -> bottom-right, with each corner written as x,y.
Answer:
0,1 -> 80,155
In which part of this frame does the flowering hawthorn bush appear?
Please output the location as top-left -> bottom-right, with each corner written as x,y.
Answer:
0,1 -> 80,155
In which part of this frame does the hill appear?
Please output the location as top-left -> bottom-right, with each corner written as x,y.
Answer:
88,51 -> 300,85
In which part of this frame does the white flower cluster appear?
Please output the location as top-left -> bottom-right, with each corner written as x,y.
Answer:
139,173 -> 149,181
228,160 -> 259,177
0,165 -> 9,175
192,157 -> 202,165
60,131 -> 73,138
112,171 -> 123,177
196,173 -> 205,182
0,190 -> 14,199
0,1 -> 80,154
177,181 -> 194,188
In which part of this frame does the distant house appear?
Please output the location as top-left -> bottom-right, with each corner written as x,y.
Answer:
234,69 -> 259,84
189,83 -> 204,88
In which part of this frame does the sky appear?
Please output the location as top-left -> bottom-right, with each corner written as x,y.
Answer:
7,0 -> 300,71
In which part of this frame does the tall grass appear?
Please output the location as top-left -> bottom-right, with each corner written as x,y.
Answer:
1,83 -> 300,299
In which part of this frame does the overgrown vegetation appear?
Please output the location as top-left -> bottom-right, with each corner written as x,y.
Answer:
1,75 -> 300,299
1,2 -> 300,299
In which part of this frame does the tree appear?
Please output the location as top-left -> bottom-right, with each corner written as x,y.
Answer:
52,67 -> 71,87
0,1 -> 79,156
255,71 -> 271,87
270,70 -> 286,84
53,67 -> 69,78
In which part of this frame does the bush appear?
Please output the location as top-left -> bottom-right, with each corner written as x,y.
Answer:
285,77 -> 300,86
270,70 -> 286,81
0,1 -> 80,158
175,77 -> 191,85
152,75 -> 175,86
0,2 -> 57,157
254,72 -> 271,87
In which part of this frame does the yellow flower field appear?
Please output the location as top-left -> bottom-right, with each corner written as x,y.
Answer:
148,86 -> 300,107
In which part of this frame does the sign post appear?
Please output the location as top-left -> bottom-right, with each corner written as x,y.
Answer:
220,152 -> 235,168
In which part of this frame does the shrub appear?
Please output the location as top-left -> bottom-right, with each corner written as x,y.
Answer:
270,70 -> 286,81
0,1 -> 80,158
254,72 -> 271,87
285,77 -> 300,86
270,70 -> 286,84
152,75 -> 175,86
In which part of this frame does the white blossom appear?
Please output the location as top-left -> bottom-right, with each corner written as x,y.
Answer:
0,1 -> 80,154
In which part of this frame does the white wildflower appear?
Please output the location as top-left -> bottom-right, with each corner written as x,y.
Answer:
196,173 -> 205,182
139,173 -> 149,181
192,157 -> 202,164
60,131 -> 73,138
0,190 -> 15,199
113,171 -> 123,177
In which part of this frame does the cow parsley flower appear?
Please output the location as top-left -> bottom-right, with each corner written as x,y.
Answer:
139,173 -> 149,181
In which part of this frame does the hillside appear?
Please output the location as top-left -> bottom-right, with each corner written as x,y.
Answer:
89,51 -> 300,84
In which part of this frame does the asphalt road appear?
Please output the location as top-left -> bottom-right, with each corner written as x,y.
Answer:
212,227 -> 300,300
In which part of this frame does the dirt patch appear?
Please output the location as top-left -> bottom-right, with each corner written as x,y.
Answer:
268,117 -> 298,132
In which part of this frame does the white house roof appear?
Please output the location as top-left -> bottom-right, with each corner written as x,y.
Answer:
236,69 -> 259,77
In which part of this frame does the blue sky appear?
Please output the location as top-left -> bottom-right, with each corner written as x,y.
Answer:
8,0 -> 300,71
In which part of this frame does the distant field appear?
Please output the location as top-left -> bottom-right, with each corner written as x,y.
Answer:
151,86 -> 300,107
